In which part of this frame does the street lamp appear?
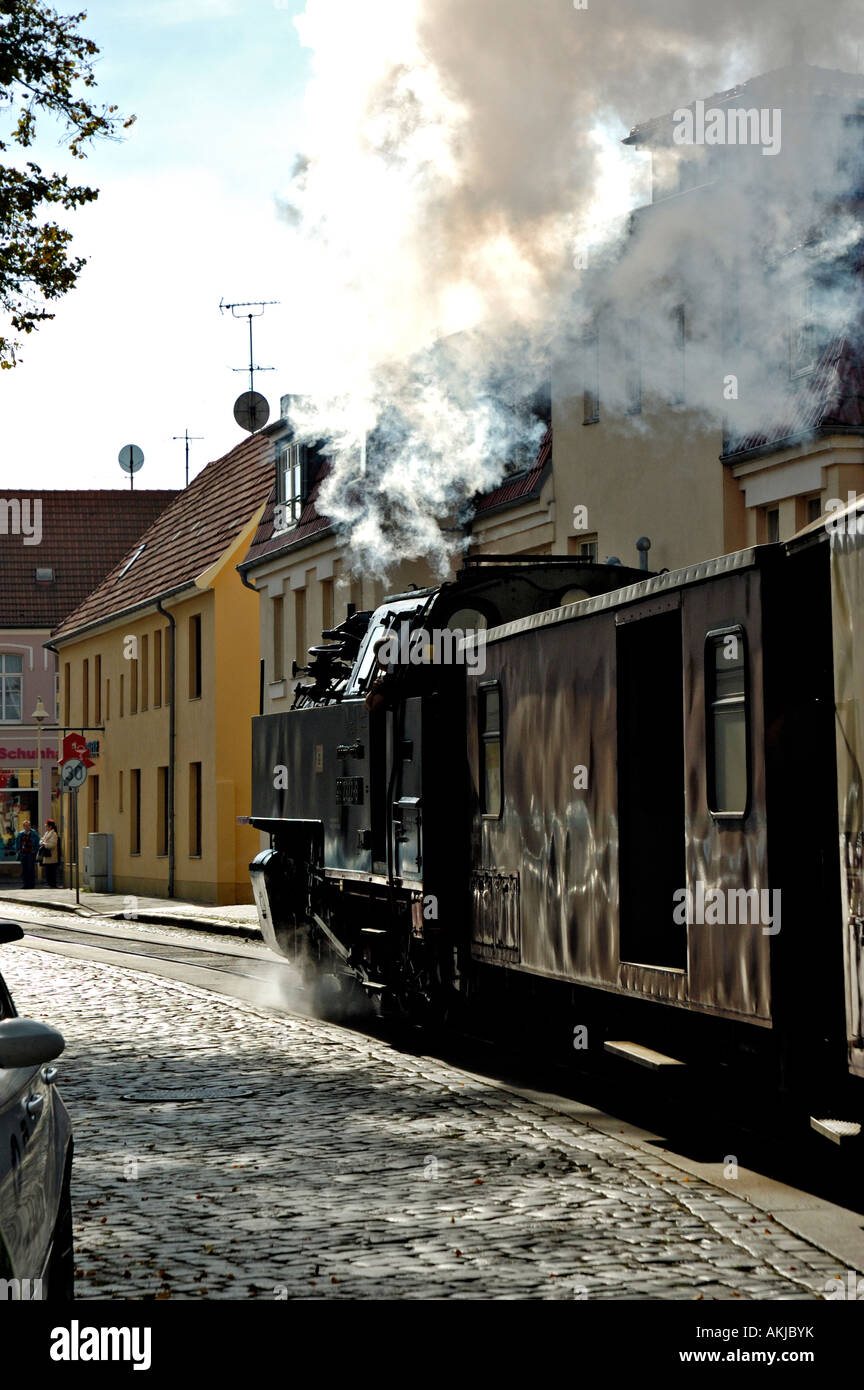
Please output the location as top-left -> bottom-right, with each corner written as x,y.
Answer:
31,696 -> 48,833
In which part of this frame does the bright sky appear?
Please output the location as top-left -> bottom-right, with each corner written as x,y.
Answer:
1,0 -> 311,491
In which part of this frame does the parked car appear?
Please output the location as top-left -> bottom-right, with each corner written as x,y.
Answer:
0,922 -> 72,1300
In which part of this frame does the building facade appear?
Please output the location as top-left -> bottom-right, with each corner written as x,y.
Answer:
0,490 -> 176,874
50,436 -> 275,903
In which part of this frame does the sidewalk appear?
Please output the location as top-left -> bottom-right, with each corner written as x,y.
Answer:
0,883 -> 261,938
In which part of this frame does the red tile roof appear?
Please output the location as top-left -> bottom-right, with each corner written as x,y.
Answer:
723,336 -> 864,460
240,426 -> 553,570
472,426 -> 552,514
0,490 -> 177,629
51,430 -> 277,642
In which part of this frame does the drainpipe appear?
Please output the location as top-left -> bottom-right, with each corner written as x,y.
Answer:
43,641 -> 62,882
156,601 -> 176,898
237,568 -> 263,715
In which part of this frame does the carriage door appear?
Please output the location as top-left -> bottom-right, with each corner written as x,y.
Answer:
616,601 -> 686,969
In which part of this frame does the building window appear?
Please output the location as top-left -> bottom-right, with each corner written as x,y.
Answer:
479,684 -> 503,818
153,631 -> 162,708
569,535 -> 598,562
189,762 -> 202,857
188,614 -> 202,699
582,326 -> 599,425
670,303 -> 685,406
89,773 -> 99,834
141,635 -> 149,712
322,578 -> 334,633
272,595 -> 284,681
94,655 -> 102,724
764,507 -> 780,544
0,654 -> 23,722
130,652 -> 138,714
163,627 -> 171,705
63,662 -> 70,726
105,677 -> 111,722
806,494 -> 822,526
157,766 -> 168,856
130,769 -> 141,854
790,280 -> 817,377
82,658 -> 89,727
118,769 -> 123,814
294,589 -> 306,669
623,320 -> 642,415
706,628 -> 749,818
120,673 -> 124,718
275,442 -> 306,529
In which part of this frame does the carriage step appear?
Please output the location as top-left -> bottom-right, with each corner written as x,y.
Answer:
810,1117 -> 862,1145
360,927 -> 388,935
604,1041 -> 686,1070
360,979 -> 386,991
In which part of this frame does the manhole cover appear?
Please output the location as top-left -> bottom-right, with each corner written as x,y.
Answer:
121,1086 -> 256,1103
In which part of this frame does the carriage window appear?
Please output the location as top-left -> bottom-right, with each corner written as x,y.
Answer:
480,684 -> 502,818
707,629 -> 748,816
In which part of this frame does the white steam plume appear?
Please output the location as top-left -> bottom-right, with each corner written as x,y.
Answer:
280,0 -> 864,573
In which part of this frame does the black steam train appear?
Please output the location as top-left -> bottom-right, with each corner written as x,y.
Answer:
249,513 -> 864,1138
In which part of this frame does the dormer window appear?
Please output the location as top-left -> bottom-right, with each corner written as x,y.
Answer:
274,441 -> 306,532
34,567 -> 54,582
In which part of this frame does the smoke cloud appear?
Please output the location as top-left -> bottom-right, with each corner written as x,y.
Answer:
280,0 -> 864,573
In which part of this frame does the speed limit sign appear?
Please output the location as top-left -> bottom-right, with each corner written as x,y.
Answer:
60,758 -> 87,791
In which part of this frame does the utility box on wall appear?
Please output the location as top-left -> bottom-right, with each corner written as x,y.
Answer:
83,832 -> 113,892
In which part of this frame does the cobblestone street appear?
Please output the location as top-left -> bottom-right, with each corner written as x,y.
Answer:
3,944 -> 857,1301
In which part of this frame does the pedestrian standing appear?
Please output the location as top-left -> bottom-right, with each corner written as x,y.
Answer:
14,820 -> 40,889
39,819 -> 60,889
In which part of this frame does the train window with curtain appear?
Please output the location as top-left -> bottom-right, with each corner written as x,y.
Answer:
479,683 -> 502,818
706,627 -> 749,817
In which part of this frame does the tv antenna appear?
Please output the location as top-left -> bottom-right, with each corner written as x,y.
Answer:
219,298 -> 279,395
118,443 -> 144,491
173,429 -> 204,488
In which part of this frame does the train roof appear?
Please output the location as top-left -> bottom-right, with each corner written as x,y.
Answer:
477,545 -> 767,647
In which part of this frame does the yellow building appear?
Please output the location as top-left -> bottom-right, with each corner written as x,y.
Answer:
51,431 -> 276,903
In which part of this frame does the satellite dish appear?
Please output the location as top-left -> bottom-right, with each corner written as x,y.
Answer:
118,443 -> 145,473
233,391 -> 270,433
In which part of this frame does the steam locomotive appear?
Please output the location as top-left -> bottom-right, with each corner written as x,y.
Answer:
249,512 -> 864,1139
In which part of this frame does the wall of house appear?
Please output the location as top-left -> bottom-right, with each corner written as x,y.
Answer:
55,577 -> 259,904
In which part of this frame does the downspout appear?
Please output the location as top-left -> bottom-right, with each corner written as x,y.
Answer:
238,567 -> 263,716
156,600 -> 176,898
